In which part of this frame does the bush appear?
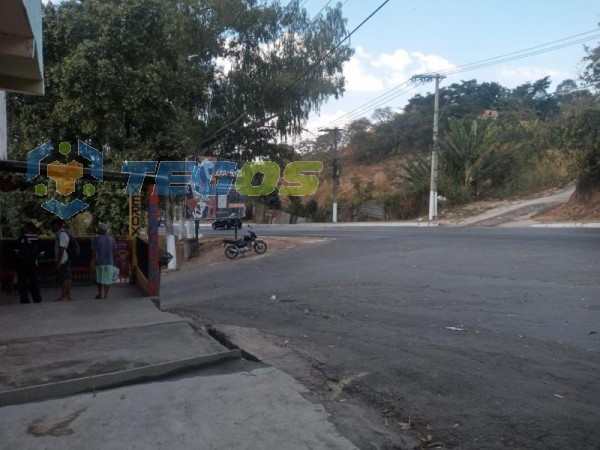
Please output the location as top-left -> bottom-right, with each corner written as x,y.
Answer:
383,189 -> 428,220
495,153 -> 569,198
438,177 -> 473,205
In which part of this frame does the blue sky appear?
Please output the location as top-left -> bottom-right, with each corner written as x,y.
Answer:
42,0 -> 600,137
301,0 -> 600,134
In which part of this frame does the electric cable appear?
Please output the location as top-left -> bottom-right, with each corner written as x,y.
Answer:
197,0 -> 392,150
314,28 -> 600,130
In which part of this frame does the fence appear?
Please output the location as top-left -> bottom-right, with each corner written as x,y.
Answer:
0,236 -> 133,292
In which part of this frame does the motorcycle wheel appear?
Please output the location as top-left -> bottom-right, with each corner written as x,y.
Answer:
254,240 -> 267,254
225,245 -> 238,259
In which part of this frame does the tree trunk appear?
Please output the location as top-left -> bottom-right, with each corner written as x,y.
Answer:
573,175 -> 600,203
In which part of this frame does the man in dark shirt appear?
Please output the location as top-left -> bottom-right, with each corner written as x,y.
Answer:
16,222 -> 42,304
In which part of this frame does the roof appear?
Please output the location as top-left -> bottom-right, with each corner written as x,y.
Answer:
0,0 -> 44,95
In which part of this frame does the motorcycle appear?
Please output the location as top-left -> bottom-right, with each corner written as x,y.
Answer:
221,226 -> 267,259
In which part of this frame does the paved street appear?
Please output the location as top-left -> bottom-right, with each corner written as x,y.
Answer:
162,226 -> 600,449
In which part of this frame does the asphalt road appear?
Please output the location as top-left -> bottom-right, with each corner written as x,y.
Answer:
161,226 -> 600,450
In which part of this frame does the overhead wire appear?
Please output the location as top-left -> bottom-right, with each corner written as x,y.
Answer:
440,28 -> 600,76
298,80 -> 424,138
311,27 -> 600,132
441,34 -> 600,77
297,82 -> 598,147
327,80 -> 414,124
327,81 -> 423,127
197,0 -> 392,150
310,0 -> 334,24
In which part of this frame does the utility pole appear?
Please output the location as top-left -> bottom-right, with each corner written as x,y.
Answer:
319,127 -> 341,222
411,73 -> 446,221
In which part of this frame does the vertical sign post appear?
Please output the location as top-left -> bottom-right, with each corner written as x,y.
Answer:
147,185 -> 160,296
129,195 -> 141,271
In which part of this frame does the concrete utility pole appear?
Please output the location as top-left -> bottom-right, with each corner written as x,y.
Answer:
411,73 -> 446,221
319,127 -> 341,222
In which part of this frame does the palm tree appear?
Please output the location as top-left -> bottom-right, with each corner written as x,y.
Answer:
442,118 -> 493,190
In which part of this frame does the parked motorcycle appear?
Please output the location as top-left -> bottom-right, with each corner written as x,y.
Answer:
222,226 -> 267,259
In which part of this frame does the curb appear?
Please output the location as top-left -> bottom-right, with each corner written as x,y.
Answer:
241,222 -> 441,228
0,320 -> 192,345
531,223 -> 600,228
0,349 -> 241,407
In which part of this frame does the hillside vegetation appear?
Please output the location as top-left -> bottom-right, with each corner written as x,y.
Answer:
288,70 -> 600,222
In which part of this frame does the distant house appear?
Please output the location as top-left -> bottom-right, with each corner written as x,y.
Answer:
479,109 -> 499,120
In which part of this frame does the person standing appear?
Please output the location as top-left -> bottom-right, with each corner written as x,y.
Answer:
51,217 -> 71,301
15,222 -> 42,304
91,223 -> 116,299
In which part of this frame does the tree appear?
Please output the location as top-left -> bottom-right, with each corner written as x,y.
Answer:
564,35 -> 600,199
441,118 -> 494,194
581,28 -> 600,88
503,77 -> 559,120
305,198 -> 319,221
556,79 -> 578,94
560,108 -> 600,199
344,118 -> 374,163
6,0 -> 352,234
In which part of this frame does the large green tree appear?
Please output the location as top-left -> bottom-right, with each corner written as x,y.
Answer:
581,25 -> 600,89
563,33 -> 600,199
6,0 -> 352,234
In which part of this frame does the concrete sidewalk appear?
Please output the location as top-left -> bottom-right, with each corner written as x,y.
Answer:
0,361 -> 357,450
0,292 -> 359,449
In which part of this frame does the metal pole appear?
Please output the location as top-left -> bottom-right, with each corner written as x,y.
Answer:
332,128 -> 339,223
148,185 -> 160,296
431,76 -> 441,220
319,127 -> 340,223
411,73 -> 445,221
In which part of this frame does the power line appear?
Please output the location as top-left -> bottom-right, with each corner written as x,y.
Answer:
313,27 -> 600,131
284,0 -> 301,14
441,28 -> 600,76
301,81 -> 421,135
311,0 -> 334,24
328,81 -> 422,127
328,80 -> 413,123
198,0 -> 392,150
442,34 -> 600,77
286,0 -> 391,94
298,81 -> 423,138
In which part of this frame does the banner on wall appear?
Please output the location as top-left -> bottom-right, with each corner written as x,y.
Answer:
183,157 -> 245,220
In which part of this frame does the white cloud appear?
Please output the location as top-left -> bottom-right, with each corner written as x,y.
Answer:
343,58 -> 385,92
366,49 -> 455,88
410,51 -> 455,74
372,49 -> 412,72
303,110 -> 348,134
355,46 -> 372,59
497,66 -> 573,86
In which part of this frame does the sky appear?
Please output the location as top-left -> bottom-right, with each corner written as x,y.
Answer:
42,0 -> 600,140
299,0 -> 600,137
